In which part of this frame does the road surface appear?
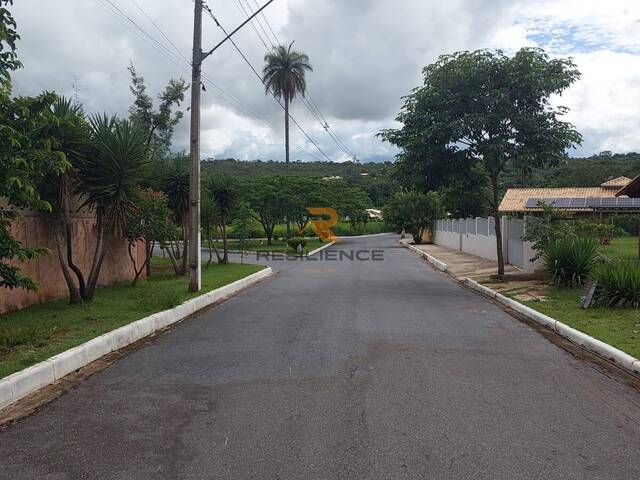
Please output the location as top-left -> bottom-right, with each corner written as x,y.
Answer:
1,235 -> 640,479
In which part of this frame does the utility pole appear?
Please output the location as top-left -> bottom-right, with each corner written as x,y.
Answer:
188,0 -> 203,292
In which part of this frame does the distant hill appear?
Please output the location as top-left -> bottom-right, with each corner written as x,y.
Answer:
504,152 -> 640,188
201,158 -> 394,180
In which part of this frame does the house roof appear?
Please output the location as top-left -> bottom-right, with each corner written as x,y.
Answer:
601,176 -> 632,188
616,174 -> 640,198
499,187 -> 615,213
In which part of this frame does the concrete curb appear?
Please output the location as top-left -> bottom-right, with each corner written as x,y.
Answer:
400,241 -> 448,272
0,267 -> 274,411
464,278 -> 640,377
307,241 -> 336,257
342,232 -> 393,239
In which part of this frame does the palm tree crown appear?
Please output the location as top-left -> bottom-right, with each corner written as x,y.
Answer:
262,42 -> 313,102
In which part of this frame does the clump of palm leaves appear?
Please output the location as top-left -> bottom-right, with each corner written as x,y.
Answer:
544,237 -> 599,287
592,259 -> 640,309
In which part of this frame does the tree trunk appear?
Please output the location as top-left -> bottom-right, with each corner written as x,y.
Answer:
61,185 -> 86,299
128,242 -> 147,287
221,214 -> 229,264
163,243 -> 181,276
179,222 -> 188,276
84,217 -> 107,302
54,227 -> 82,304
146,241 -> 153,278
491,176 -> 505,276
284,96 -> 291,239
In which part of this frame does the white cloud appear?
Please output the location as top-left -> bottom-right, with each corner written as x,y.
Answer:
8,0 -> 640,161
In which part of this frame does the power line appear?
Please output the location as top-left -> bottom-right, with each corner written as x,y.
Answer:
224,0 -> 358,161
231,0 -> 271,51
130,0 -> 191,65
253,0 -> 281,46
241,0 -> 276,48
94,0 -> 322,162
203,4 -> 333,162
94,0 -> 290,143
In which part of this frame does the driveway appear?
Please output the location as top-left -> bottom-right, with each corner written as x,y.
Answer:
1,235 -> 639,479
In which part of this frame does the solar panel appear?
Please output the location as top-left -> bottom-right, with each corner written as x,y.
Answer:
525,198 -> 542,209
586,197 -> 602,207
601,197 -> 618,207
555,198 -> 571,208
569,198 -> 588,208
617,197 -> 635,207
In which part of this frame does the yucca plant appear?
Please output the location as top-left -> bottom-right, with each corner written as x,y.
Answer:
544,237 -> 599,287
592,260 -> 640,309
75,115 -> 150,301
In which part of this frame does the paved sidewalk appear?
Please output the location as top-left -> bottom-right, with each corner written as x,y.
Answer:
404,242 -> 520,279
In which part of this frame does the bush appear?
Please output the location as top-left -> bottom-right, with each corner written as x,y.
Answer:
384,191 -> 444,244
611,215 -> 640,236
544,237 -> 599,287
592,260 -> 640,309
287,237 -> 307,251
574,220 -> 626,243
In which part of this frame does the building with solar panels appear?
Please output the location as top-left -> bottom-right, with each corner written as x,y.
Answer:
499,175 -> 640,218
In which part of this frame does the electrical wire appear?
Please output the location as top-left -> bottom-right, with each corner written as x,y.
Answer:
203,4 -> 333,162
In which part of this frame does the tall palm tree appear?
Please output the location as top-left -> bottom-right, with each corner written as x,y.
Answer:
262,42 -> 313,167
206,174 -> 239,264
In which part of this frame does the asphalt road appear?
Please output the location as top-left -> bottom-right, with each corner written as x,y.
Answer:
1,235 -> 640,479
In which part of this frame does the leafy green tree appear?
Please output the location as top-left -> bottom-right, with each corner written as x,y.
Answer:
201,194 -> 222,266
381,48 -> 582,274
74,115 -> 150,301
128,63 -> 188,161
262,43 -> 313,168
0,1 -> 69,291
124,188 -> 174,286
155,156 -> 190,275
243,175 -> 288,245
233,202 -> 252,265
206,175 -> 239,264
39,97 -> 90,303
384,191 -> 444,244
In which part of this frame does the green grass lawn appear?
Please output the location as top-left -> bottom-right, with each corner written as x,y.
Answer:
210,238 -> 324,254
0,263 -> 264,379
522,288 -> 640,358
600,236 -> 640,260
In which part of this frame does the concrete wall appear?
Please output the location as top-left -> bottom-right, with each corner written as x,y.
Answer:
1,211 -> 146,314
433,217 -> 544,273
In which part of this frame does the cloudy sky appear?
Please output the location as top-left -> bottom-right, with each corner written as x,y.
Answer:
10,0 -> 640,162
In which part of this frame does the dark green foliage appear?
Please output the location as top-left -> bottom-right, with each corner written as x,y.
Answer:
206,174 -> 240,264
380,48 -> 582,274
544,237 -> 599,287
0,3 -> 69,291
593,260 -> 640,309
124,188 -> 174,285
287,237 -> 307,252
232,202 -> 252,264
128,63 -> 188,161
611,215 -> 640,236
384,191 -> 444,244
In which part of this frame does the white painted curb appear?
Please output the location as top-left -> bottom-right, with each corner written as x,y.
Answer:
307,241 -> 336,257
464,278 -> 640,377
0,267 -> 274,411
401,242 -> 448,272
342,232 -> 394,239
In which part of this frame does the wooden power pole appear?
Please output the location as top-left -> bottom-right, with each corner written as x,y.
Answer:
188,0 -> 203,292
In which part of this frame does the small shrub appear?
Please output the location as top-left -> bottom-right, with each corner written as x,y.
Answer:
592,260 -> 640,309
287,237 -> 307,251
544,237 -> 599,287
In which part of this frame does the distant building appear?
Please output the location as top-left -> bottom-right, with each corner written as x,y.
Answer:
499,176 -> 640,218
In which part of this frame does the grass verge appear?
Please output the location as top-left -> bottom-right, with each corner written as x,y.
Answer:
600,236 -> 640,260
521,288 -> 640,359
0,263 -> 264,379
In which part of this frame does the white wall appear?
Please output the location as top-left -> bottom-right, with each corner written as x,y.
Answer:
433,217 -> 543,273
